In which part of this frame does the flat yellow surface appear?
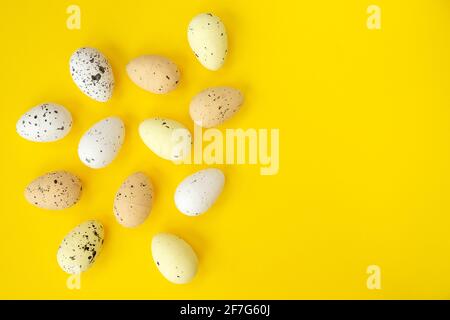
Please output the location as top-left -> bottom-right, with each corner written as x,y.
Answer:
1,0 -> 450,299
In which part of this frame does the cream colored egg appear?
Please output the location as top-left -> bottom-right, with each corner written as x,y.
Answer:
113,172 -> 154,228
189,87 -> 244,128
138,118 -> 192,161
57,220 -> 104,274
151,233 -> 198,284
188,13 -> 228,70
126,55 -> 180,94
24,171 -> 82,210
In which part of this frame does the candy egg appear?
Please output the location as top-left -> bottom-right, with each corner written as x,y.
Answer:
113,172 -> 154,228
189,87 -> 244,127
138,118 -> 191,161
174,168 -> 225,216
188,13 -> 228,71
126,55 -> 180,94
16,103 -> 72,142
24,171 -> 82,210
57,220 -> 104,274
151,233 -> 198,284
69,47 -> 114,102
78,116 -> 125,169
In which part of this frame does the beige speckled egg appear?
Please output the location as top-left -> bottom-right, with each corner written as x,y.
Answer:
57,220 -> 104,274
24,171 -> 82,210
189,87 -> 244,128
151,233 -> 198,284
126,55 -> 180,94
113,172 -> 154,228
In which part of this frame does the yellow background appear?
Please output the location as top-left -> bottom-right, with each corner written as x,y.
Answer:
1,0 -> 450,299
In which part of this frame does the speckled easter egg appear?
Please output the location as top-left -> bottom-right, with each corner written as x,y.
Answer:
113,172 -> 154,228
69,47 -> 114,102
24,171 -> 82,210
189,87 -> 243,128
57,220 -> 104,274
188,13 -> 228,71
151,233 -> 198,284
138,118 -> 191,161
126,55 -> 180,94
78,116 -> 125,169
174,168 -> 225,216
16,103 -> 72,142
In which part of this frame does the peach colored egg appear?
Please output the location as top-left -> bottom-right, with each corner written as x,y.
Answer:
126,55 -> 180,94
25,171 -> 82,210
189,87 -> 243,128
113,172 -> 154,228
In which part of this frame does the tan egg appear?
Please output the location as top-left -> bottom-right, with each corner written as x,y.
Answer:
113,172 -> 154,228
126,55 -> 180,94
24,171 -> 82,210
189,86 -> 244,128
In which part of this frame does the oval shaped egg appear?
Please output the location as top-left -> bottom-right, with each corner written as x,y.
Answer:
139,118 -> 191,161
78,116 -> 125,169
57,220 -> 104,274
16,103 -> 72,142
151,233 -> 198,284
175,168 -> 225,216
126,55 -> 180,94
113,172 -> 154,228
188,13 -> 228,71
69,47 -> 114,102
190,87 -> 244,128
24,171 -> 82,210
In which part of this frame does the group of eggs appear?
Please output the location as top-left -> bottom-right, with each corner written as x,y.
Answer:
16,13 -> 244,284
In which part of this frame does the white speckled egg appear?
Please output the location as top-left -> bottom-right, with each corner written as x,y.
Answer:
57,220 -> 104,274
126,55 -> 180,94
188,13 -> 228,71
113,172 -> 154,228
151,233 -> 198,284
16,103 -> 72,142
78,116 -> 125,169
24,171 -> 82,210
189,87 -> 244,128
175,168 -> 225,216
139,118 -> 191,161
69,47 -> 114,102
